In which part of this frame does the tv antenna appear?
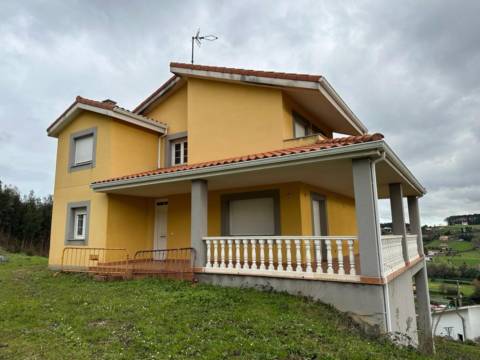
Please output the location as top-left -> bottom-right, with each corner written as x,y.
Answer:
191,29 -> 218,64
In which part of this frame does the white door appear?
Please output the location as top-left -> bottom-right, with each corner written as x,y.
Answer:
312,197 -> 327,236
154,200 -> 168,253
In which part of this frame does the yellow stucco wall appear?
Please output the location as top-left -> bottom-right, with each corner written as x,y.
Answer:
49,112 -> 161,267
187,78 -> 286,163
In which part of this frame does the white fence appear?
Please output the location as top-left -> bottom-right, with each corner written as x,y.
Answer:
202,236 -> 359,279
406,234 -> 419,262
381,235 -> 405,275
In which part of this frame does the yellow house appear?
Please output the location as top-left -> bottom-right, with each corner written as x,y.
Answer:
47,62 -> 433,352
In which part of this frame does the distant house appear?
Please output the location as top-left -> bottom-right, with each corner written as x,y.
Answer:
433,305 -> 480,342
445,214 -> 480,226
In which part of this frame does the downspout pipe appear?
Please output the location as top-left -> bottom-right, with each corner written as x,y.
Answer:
371,151 -> 391,332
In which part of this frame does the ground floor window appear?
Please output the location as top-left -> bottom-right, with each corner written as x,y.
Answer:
65,201 -> 90,245
221,190 -> 280,236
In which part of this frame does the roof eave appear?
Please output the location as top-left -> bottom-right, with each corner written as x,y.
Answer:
170,65 -> 368,136
47,102 -> 167,137
91,140 -> 426,196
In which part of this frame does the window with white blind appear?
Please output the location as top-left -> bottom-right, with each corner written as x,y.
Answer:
74,135 -> 94,165
171,138 -> 188,165
222,190 -> 280,236
69,128 -> 97,171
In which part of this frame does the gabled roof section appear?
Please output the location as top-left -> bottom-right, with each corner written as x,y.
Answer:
92,133 -> 384,186
134,62 -> 369,135
47,96 -> 167,137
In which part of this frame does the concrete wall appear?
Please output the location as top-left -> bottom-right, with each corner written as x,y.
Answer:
387,270 -> 418,346
197,273 -> 388,335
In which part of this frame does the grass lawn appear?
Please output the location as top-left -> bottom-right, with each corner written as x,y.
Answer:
1,251 -> 480,359
428,280 -> 475,297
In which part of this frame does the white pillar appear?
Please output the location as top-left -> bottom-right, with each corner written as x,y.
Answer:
352,158 -> 384,277
408,196 -> 424,256
389,183 -> 408,263
191,179 -> 208,268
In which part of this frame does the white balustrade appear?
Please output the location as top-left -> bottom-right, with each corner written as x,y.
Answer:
406,234 -> 419,262
381,235 -> 405,275
203,236 -> 359,279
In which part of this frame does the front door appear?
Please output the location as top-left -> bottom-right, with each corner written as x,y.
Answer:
312,195 -> 327,236
154,200 -> 168,252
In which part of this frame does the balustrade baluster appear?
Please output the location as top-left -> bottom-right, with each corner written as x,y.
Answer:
220,240 -> 226,269
259,239 -> 266,270
227,239 -> 234,269
314,239 -> 322,273
213,240 -> 219,268
326,240 -> 334,274
251,239 -> 257,270
304,239 -> 313,273
285,239 -> 293,271
295,239 -> 302,272
242,239 -> 249,269
235,239 -> 241,269
276,239 -> 283,271
336,239 -> 345,275
267,239 -> 274,270
348,239 -> 356,275
205,239 -> 212,268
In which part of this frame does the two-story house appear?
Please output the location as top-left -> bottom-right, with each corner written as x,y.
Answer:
47,63 -> 433,352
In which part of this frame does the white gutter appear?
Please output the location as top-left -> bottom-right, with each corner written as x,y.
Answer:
91,140 -> 425,195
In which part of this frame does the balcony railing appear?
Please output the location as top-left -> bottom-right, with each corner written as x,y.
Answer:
202,236 -> 359,280
381,235 -> 405,275
406,234 -> 420,262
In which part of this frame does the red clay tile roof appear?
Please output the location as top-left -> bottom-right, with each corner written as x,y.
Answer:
92,133 -> 384,185
48,96 -> 166,133
170,62 -> 323,82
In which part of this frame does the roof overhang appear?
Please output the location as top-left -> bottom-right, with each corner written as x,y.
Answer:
134,75 -> 184,114
47,101 -> 167,138
91,141 -> 426,199
170,64 -> 368,136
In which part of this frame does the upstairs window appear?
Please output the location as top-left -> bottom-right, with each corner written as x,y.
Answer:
293,112 -> 324,138
74,135 -> 94,165
171,138 -> 188,165
69,128 -> 97,171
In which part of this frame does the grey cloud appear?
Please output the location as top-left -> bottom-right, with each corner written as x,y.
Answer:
0,0 -> 479,224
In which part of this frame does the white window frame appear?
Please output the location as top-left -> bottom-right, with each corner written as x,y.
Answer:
171,138 -> 188,165
73,208 -> 87,240
65,201 -> 90,245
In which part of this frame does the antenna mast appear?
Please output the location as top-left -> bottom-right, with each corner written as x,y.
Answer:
191,29 -> 218,64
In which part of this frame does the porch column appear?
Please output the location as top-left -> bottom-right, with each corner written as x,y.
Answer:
407,196 -> 424,256
408,196 -> 434,353
415,266 -> 435,353
191,179 -> 208,268
389,183 -> 408,263
352,158 -> 384,277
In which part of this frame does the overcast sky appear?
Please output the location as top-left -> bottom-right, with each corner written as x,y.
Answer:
1,0 -> 479,225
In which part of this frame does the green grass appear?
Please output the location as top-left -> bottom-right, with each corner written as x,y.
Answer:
428,280 -> 475,297
1,252 -> 480,359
